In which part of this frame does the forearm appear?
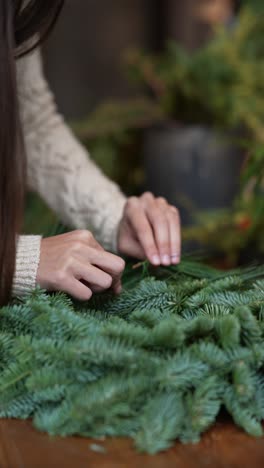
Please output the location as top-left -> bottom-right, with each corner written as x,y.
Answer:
24,121 -> 127,252
17,49 -> 127,253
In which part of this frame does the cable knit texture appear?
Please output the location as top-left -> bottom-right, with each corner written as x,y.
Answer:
12,50 -> 127,297
12,236 -> 42,297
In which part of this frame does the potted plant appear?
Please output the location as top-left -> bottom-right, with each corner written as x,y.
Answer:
183,142 -> 264,264
125,7 -> 264,227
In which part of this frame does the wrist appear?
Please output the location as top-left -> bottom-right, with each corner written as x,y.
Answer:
12,235 -> 42,298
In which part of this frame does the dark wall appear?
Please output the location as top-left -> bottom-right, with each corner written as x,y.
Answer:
43,0 -> 157,119
166,0 -> 210,49
43,1 -> 206,120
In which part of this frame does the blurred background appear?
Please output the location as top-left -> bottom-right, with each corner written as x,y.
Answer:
43,0 -> 212,119
25,0 -> 264,267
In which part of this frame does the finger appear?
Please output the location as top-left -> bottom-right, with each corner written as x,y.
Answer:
73,261 -> 113,292
76,230 -> 105,251
76,249 -> 125,294
73,247 -> 125,279
167,206 -> 181,264
120,235 -> 146,260
128,245 -> 146,260
74,231 -> 125,291
126,198 -> 160,265
56,230 -> 104,252
112,279 -> 123,295
87,236 -> 104,251
59,277 -> 93,301
141,192 -> 155,204
91,250 -> 125,275
144,202 -> 171,266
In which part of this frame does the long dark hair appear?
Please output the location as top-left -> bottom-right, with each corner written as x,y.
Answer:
0,0 -> 64,305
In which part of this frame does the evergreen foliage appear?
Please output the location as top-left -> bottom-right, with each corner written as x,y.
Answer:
127,8 -> 264,141
183,142 -> 264,263
0,260 -> 264,454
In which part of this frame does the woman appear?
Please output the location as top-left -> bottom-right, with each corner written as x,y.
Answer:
0,0 -> 181,306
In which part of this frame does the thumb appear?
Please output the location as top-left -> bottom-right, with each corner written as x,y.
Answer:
120,236 -> 146,260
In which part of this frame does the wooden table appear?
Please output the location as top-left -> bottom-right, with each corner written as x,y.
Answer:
1,418 -> 264,468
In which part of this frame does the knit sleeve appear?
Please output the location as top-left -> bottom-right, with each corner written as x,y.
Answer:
16,50 -> 127,253
12,235 -> 42,298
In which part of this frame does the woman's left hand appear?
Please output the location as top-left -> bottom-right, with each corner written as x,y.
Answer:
117,192 -> 181,266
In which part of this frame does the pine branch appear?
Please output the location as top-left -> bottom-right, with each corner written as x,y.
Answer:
0,261 -> 263,453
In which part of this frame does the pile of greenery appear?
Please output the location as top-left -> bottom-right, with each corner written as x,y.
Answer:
0,260 -> 264,454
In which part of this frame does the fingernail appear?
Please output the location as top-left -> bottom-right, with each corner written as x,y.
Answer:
162,255 -> 171,265
152,255 -> 161,265
171,254 -> 180,264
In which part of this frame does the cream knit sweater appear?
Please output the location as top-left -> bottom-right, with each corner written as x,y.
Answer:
13,50 -> 127,297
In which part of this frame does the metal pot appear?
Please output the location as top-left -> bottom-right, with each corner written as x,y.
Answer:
143,123 -> 245,226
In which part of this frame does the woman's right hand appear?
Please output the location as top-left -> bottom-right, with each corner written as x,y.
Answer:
36,230 -> 125,301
